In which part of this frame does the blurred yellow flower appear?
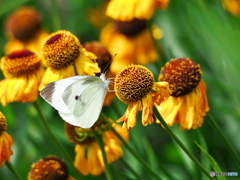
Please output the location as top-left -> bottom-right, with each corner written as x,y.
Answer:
39,30 -> 100,90
0,112 -> 14,168
4,6 -> 48,54
28,156 -> 76,180
106,0 -> 170,21
222,0 -> 240,16
65,118 -> 128,176
155,58 -> 209,130
114,64 -> 170,130
100,20 -> 161,75
0,49 -> 44,106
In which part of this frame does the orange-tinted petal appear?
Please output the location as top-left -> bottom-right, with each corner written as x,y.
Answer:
0,132 -> 14,167
142,93 -> 154,126
156,80 -> 209,129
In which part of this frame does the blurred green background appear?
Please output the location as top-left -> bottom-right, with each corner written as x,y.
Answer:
0,0 -> 240,179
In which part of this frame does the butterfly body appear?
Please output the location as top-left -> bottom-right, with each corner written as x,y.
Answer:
40,73 -> 110,128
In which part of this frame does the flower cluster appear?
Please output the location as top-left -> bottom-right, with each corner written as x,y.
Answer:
114,58 -> 209,130
0,1 -> 213,179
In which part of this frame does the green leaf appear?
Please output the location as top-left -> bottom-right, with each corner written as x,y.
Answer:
195,141 -> 226,180
196,130 -> 211,180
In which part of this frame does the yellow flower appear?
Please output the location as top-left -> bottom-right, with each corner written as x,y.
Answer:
100,20 -> 161,75
106,0 -> 170,21
28,155 -> 75,180
4,6 -> 48,54
39,30 -> 101,90
83,41 -> 116,106
65,118 -> 128,176
222,0 -> 240,16
155,58 -> 209,130
0,49 -> 44,106
114,64 -> 170,130
0,112 -> 14,168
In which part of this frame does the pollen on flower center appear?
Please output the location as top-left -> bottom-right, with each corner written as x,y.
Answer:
41,30 -> 81,69
159,57 -> 201,97
114,65 -> 154,104
28,156 -> 68,180
1,49 -> 41,77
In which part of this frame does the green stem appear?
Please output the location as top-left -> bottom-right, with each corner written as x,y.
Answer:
207,113 -> 240,170
153,106 -> 214,180
32,102 -> 82,180
120,157 -> 142,179
5,161 -> 23,180
105,119 -> 162,180
94,131 -> 113,180
50,0 -> 61,30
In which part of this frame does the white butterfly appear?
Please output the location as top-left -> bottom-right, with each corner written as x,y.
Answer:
40,73 -> 110,128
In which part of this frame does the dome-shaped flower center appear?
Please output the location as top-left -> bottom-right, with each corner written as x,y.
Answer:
6,7 -> 41,41
0,112 -> 7,134
28,156 -> 68,180
41,30 -> 81,69
115,19 -> 146,37
1,49 -> 41,77
159,58 -> 201,97
114,65 -> 154,103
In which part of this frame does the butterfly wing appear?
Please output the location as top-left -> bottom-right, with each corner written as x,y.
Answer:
40,74 -> 109,128
40,75 -> 91,114
59,76 -> 102,113
60,79 -> 107,128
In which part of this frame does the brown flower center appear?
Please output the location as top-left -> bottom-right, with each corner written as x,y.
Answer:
115,19 -> 146,37
28,156 -> 68,180
5,7 -> 41,41
83,41 -> 112,76
159,58 -> 201,97
114,65 -> 154,103
41,30 -> 81,69
1,49 -> 41,77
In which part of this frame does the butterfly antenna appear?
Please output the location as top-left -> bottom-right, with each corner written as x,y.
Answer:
102,53 -> 117,74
